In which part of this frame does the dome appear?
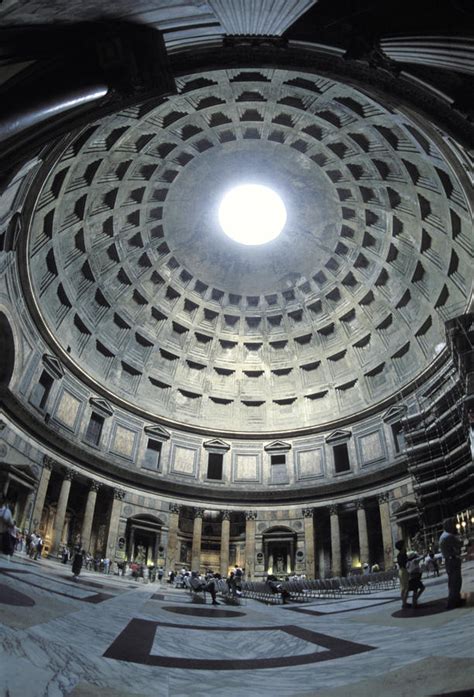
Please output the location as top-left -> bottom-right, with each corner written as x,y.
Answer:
25,68 -> 471,434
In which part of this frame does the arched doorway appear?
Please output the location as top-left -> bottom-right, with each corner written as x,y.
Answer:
126,515 -> 163,565
262,526 -> 297,575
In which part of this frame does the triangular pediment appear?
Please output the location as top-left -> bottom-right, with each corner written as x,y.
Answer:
326,429 -> 351,444
264,440 -> 292,453
203,438 -> 231,452
144,424 -> 171,441
43,354 -> 64,379
89,397 -> 114,417
383,404 -> 407,423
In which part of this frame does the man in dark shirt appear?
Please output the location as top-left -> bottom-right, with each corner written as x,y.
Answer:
439,518 -> 465,610
395,539 -> 410,608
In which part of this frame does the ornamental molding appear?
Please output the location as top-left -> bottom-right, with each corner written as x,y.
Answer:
89,397 -> 114,418
325,429 -> 352,445
203,438 -> 231,452
42,353 -> 64,380
144,424 -> 171,441
264,440 -> 292,453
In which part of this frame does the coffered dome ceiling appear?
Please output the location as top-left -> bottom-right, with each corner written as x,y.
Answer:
26,67 -> 472,433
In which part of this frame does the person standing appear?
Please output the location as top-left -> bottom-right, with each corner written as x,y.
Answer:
71,547 -> 84,580
439,518 -> 465,610
395,540 -> 410,609
0,499 -> 15,559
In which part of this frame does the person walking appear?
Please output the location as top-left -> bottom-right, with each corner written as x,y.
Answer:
395,540 -> 410,609
439,518 -> 465,610
406,552 -> 425,608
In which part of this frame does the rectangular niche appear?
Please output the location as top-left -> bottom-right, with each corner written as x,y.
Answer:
270,455 -> 289,485
232,452 -> 261,483
109,423 -> 138,460
295,447 -> 325,480
53,389 -> 82,431
170,443 -> 198,477
356,429 -> 387,466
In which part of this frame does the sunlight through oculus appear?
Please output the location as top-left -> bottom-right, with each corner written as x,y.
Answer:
218,184 -> 287,245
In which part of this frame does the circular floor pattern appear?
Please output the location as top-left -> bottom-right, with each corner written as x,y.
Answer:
162,605 -> 245,618
0,583 -> 35,607
392,598 -> 448,617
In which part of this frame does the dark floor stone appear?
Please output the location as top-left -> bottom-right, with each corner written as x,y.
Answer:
287,598 -> 397,616
0,582 -> 35,606
103,618 -> 375,669
162,605 -> 245,618
430,691 -> 474,697
392,598 -> 448,617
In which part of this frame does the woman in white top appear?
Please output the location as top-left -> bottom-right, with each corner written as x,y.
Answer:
0,499 -> 15,556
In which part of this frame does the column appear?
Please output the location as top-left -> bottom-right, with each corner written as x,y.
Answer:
302,507 -> 315,578
378,492 -> 393,570
220,510 -> 231,578
80,480 -> 100,553
105,488 -> 125,560
356,499 -> 370,567
20,489 -> 35,530
191,507 -> 203,572
244,511 -> 257,580
329,504 -> 341,578
31,456 -> 54,530
50,468 -> 74,556
165,503 -> 180,572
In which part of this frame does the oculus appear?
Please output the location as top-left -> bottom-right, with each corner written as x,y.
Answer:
218,184 -> 287,245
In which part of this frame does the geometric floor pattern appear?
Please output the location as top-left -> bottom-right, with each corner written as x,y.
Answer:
1,555 -> 473,697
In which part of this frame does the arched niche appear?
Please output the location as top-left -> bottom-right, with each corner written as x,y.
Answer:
262,525 -> 297,576
125,514 -> 164,565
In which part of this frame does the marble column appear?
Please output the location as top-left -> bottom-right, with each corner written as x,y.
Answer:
50,468 -> 74,556
20,489 -> 35,530
80,481 -> 100,553
31,456 -> 54,531
165,503 -> 180,573
329,504 -> 341,578
378,492 -> 393,570
244,511 -> 257,579
191,508 -> 204,572
220,510 -> 231,577
356,499 -> 370,567
105,488 -> 125,560
302,507 -> 315,578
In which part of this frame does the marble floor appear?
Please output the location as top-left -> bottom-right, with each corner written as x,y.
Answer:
0,555 -> 473,697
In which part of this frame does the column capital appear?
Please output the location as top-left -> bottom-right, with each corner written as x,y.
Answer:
328,503 -> 339,516
355,498 -> 366,510
88,480 -> 101,492
377,492 -> 390,504
221,510 -> 231,521
113,488 -> 126,501
169,503 -> 181,514
42,455 -> 56,470
302,507 -> 314,518
245,510 -> 257,521
193,507 -> 204,519
62,467 -> 75,481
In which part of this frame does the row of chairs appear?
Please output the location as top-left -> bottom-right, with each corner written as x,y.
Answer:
240,581 -> 285,604
241,570 -> 399,603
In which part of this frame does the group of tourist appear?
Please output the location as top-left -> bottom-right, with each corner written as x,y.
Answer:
395,517 -> 465,611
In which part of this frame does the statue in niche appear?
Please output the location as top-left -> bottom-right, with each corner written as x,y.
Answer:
135,544 -> 146,563
276,555 -> 284,573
